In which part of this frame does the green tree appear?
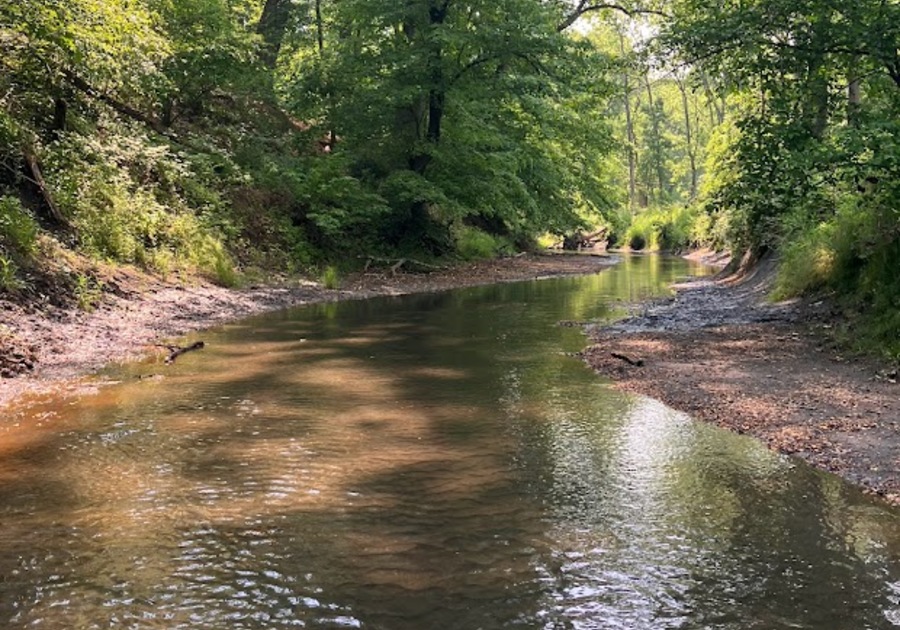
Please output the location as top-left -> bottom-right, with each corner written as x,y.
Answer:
281,0 -> 617,253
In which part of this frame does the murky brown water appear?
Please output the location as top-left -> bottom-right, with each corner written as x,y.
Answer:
2,255 -> 900,629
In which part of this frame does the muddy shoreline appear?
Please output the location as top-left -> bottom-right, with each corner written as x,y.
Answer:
582,257 -> 900,505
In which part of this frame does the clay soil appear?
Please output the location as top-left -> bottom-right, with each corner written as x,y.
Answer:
582,256 -> 900,505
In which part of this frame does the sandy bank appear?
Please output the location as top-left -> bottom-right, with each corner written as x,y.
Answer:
582,258 -> 900,504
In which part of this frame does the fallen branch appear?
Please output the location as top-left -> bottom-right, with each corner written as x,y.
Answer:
156,341 -> 206,364
22,146 -> 72,229
611,352 -> 644,367
363,256 -> 446,276
62,69 -> 169,136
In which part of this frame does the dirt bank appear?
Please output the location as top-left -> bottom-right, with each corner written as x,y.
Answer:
0,253 -> 615,409
582,257 -> 900,504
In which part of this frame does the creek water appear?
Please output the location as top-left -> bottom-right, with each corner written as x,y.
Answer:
2,255 -> 899,629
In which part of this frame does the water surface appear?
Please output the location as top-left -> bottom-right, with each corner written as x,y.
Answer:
2,255 -> 899,629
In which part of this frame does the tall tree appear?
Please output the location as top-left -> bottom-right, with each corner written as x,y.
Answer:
283,0 -> 617,250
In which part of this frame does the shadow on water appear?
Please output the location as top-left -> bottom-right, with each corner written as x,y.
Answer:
1,255 -> 900,629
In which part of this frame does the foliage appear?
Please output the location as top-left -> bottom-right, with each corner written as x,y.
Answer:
319,265 -> 340,290
454,226 -> 512,261
0,196 -> 39,292
0,197 -> 39,256
73,273 -> 104,311
41,124 -> 238,282
621,205 -> 704,251
280,0 -> 618,254
662,0 -> 900,355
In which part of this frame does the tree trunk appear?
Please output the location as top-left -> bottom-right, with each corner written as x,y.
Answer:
645,75 -> 665,202
52,96 -> 68,138
257,0 -> 292,68
700,73 -> 725,125
676,77 -> 698,200
63,70 -> 167,135
22,146 -> 71,229
847,55 -> 862,126
315,0 -> 324,53
409,1 -> 450,174
619,31 -> 637,215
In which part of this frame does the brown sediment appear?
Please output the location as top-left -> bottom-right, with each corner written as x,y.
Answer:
0,253 -> 614,409
581,257 -> 900,505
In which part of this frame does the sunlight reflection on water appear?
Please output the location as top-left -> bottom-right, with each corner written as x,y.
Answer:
1,255 -> 899,629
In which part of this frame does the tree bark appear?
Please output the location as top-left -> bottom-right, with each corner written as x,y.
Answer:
676,77 -> 698,200
619,31 -> 637,215
410,0 -> 450,174
22,146 -> 72,229
257,0 -> 292,68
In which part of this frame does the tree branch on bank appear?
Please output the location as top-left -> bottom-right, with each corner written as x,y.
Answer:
62,69 -> 168,135
156,341 -> 206,364
22,146 -> 72,229
611,351 -> 644,367
363,256 -> 447,276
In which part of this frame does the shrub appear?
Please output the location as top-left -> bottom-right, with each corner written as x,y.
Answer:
620,205 -> 709,252
455,226 -> 507,260
0,196 -> 39,256
319,265 -> 340,289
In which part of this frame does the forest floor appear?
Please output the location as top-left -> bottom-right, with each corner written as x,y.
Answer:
2,250 -> 898,504
582,254 -> 900,505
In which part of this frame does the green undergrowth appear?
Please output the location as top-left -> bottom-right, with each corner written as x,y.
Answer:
0,196 -> 39,291
772,196 -> 900,360
613,204 -> 719,252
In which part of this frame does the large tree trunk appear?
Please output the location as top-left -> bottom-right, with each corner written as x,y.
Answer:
257,0 -> 292,68
409,0 -> 450,174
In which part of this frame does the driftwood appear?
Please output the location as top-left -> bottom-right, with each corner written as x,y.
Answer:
611,352 -> 644,367
363,256 -> 446,276
156,341 -> 205,364
559,227 -> 608,250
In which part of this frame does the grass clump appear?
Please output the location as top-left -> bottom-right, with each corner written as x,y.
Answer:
319,265 -> 340,289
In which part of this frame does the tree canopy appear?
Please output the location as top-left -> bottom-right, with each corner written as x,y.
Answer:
0,0 -> 897,353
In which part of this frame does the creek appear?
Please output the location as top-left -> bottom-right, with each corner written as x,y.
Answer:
1,255 -> 899,629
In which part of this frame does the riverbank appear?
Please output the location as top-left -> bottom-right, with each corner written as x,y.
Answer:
582,256 -> 900,505
0,253 -> 616,409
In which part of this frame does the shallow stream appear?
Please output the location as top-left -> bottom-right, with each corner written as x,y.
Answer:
2,255 -> 899,629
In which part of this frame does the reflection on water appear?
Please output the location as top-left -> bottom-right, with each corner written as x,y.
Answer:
1,254 -> 899,629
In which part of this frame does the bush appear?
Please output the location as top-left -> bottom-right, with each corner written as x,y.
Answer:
0,196 -> 39,256
43,128 -> 238,283
620,205 -> 705,252
454,226 -> 508,260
